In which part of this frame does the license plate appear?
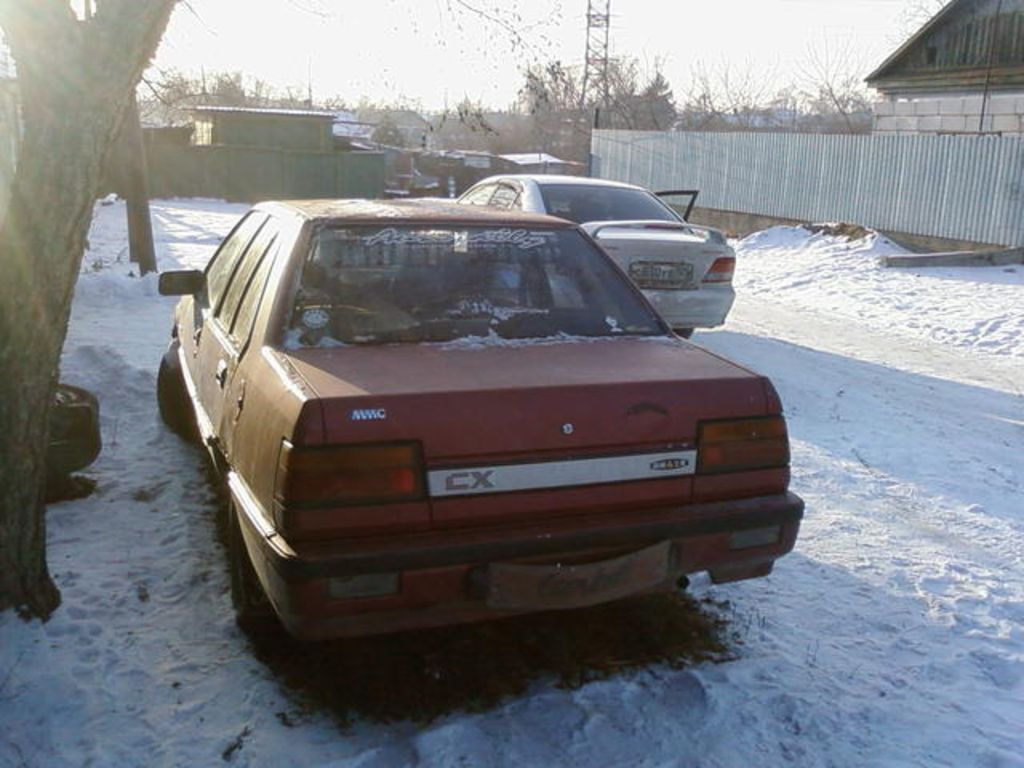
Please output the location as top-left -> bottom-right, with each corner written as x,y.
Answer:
485,541 -> 672,611
629,261 -> 693,290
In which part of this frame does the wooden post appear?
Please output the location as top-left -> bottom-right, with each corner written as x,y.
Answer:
121,94 -> 157,275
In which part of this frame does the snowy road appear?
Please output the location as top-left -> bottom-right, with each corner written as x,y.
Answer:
1,202 -> 1021,767
693,321 -> 1024,766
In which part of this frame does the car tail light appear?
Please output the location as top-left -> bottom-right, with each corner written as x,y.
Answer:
698,416 -> 789,474
275,441 -> 425,507
702,257 -> 735,283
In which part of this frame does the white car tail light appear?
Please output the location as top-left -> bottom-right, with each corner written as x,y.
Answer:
702,257 -> 736,284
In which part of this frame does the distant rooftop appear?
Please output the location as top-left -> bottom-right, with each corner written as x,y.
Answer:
189,105 -> 336,120
501,153 -> 578,166
332,110 -> 376,140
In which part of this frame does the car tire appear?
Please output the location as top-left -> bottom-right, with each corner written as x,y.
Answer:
157,350 -> 197,440
227,501 -> 279,635
48,384 -> 102,479
674,328 -> 694,339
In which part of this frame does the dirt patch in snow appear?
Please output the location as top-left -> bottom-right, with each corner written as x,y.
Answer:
802,222 -> 873,241
246,592 -> 729,726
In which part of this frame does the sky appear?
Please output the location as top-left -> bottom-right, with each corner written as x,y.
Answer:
150,0 -> 939,110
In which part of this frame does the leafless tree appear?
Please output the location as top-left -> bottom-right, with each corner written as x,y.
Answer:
796,42 -> 873,134
518,57 -> 676,161
677,60 -> 777,131
897,0 -> 950,40
603,58 -> 676,131
0,0 -> 177,620
140,68 -> 322,126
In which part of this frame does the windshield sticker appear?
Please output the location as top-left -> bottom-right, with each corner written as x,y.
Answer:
605,316 -> 623,333
301,308 -> 330,329
361,227 -> 554,251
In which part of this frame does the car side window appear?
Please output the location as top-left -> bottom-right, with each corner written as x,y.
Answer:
490,184 -> 520,209
204,212 -> 268,311
229,236 -> 281,348
216,220 -> 279,344
461,184 -> 496,205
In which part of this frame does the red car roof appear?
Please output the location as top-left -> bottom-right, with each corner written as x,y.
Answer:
258,198 -> 573,228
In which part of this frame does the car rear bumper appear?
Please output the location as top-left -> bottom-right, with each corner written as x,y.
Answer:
642,284 -> 735,330
230,473 -> 802,640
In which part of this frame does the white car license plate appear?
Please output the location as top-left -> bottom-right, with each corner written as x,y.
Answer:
629,261 -> 694,290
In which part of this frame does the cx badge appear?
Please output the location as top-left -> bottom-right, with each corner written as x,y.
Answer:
444,470 -> 496,492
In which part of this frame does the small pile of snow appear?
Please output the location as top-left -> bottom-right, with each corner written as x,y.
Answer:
737,223 -> 905,260
733,224 -> 1024,359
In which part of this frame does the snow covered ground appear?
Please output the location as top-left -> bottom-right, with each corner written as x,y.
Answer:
1,203 -> 1021,767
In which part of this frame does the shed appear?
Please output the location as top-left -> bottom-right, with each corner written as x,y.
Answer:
189,106 -> 336,152
500,152 -> 584,176
867,0 -> 1024,136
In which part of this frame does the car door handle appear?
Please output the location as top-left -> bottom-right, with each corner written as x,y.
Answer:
215,360 -> 228,388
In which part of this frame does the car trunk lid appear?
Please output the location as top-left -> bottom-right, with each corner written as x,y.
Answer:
582,220 -> 733,289
284,337 -> 767,526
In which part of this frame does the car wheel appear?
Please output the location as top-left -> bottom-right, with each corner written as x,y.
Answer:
674,328 -> 694,339
48,384 -> 102,478
157,350 -> 196,440
227,501 -> 279,635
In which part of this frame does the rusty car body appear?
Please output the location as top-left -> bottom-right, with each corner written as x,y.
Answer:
157,199 -> 802,640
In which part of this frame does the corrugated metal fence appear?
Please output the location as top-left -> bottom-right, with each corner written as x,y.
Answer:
592,130 -> 1024,247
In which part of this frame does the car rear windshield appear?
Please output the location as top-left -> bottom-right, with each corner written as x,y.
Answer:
286,225 -> 665,346
539,185 -> 680,224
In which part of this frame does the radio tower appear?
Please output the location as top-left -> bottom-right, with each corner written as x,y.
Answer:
580,0 -> 611,110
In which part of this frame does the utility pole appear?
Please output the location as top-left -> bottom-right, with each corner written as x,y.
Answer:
306,57 -> 314,108
582,1 -> 611,176
979,0 -> 1004,133
581,0 -> 611,112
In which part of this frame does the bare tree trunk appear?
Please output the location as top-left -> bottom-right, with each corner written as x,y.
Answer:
0,0 -> 176,619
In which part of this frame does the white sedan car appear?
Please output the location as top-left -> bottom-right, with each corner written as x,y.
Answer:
459,175 -> 735,337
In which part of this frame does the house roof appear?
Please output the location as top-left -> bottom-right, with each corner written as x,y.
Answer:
866,0 -> 1024,94
501,153 -> 576,166
188,106 -> 336,120
359,108 -> 430,129
866,0 -> 962,83
332,110 -> 376,140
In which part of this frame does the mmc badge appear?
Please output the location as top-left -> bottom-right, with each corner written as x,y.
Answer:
350,408 -> 387,422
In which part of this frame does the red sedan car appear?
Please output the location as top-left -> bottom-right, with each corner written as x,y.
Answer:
158,199 -> 802,640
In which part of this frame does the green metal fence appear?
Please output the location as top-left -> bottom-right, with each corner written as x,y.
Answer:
146,144 -> 386,202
